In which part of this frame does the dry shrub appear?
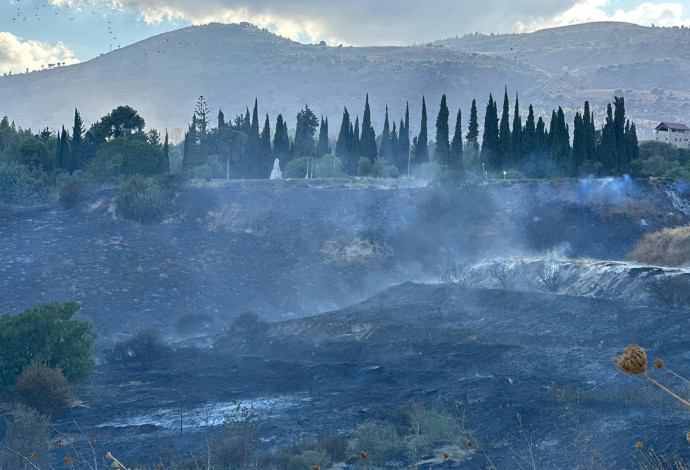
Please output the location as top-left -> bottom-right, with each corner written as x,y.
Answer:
648,276 -> 690,309
15,363 -> 72,417
628,226 -> 690,267
102,328 -> 169,365
441,263 -> 480,288
0,404 -> 51,469
58,180 -> 83,210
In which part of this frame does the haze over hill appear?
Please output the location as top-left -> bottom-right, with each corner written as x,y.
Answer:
0,21 -> 689,140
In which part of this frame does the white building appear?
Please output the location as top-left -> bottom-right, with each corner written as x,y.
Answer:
654,122 -> 690,149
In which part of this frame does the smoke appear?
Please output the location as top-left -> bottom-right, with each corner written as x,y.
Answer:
576,174 -> 635,207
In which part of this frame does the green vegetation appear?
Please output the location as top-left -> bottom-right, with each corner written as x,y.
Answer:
115,174 -> 171,223
0,302 -> 96,391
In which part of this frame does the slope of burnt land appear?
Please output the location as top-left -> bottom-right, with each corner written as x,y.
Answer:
62,283 -> 690,468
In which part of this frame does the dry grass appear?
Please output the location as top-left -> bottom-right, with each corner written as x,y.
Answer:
628,226 -> 690,267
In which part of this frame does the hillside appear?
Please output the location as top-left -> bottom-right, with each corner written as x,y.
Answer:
1,22 -> 688,140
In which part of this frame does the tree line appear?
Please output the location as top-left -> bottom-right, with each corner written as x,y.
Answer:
181,89 -> 638,179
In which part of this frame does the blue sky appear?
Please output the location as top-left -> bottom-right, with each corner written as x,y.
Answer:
0,0 -> 689,74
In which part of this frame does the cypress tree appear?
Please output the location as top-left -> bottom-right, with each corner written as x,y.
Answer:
56,129 -> 62,170
71,108 -> 84,172
60,126 -> 71,173
380,106 -> 392,162
582,102 -> 597,163
435,94 -> 450,166
626,120 -> 639,164
450,108 -> 463,167
535,116 -> 548,154
218,109 -> 226,128
273,114 -> 290,163
247,99 -> 261,176
261,113 -> 272,174
498,87 -> 511,167
571,112 -> 586,176
415,96 -> 429,164
398,103 -> 410,174
163,129 -> 170,172
599,103 -> 616,174
510,94 -> 522,166
390,122 -> 399,167
361,94 -> 377,162
613,96 -> 628,173
548,107 -> 570,168
352,116 -> 360,159
481,94 -> 500,171
335,107 -> 352,163
317,116 -> 329,157
466,99 -> 479,165
521,104 -> 536,160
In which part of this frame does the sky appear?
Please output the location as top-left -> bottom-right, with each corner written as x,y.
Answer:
0,0 -> 689,74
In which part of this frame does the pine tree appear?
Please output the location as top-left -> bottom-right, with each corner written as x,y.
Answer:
380,106 -> 392,162
510,94 -> 522,166
466,99 -> 479,165
415,96 -> 429,164
481,94 -> 500,171
335,107 -> 352,163
294,104 -> 319,158
521,104 -> 536,160
450,108 -> 463,167
317,116 -> 329,157
71,108 -> 84,172
498,87 -> 511,168
163,129 -> 170,172
360,94 -> 377,162
218,109 -> 226,128
261,113 -> 272,175
435,94 -> 450,166
194,96 -> 210,142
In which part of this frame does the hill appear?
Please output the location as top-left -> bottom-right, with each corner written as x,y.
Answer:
1,22 -> 689,140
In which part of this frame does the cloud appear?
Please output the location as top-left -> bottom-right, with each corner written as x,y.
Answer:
49,0 -> 690,45
0,32 -> 79,74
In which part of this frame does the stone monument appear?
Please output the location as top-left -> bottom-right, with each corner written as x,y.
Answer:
269,158 -> 282,179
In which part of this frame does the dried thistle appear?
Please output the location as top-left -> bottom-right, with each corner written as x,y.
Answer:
443,451 -> 450,460
613,344 -> 647,375
686,431 -> 690,444
360,451 -> 368,460
311,466 -> 320,470
30,453 -> 37,461
635,441 -> 643,451
654,358 -> 665,369
466,439 -> 473,447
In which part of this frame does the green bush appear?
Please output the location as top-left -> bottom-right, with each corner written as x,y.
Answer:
0,302 -> 96,390
372,156 -> 399,178
356,156 -> 373,176
89,136 -> 166,180
15,363 -> 72,417
414,161 -> 441,179
116,174 -> 170,223
283,156 -> 310,178
58,180 -> 83,209
315,154 -> 344,178
0,162 -> 48,205
355,421 -> 404,465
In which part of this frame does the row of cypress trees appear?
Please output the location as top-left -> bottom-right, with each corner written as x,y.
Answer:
183,90 -> 638,179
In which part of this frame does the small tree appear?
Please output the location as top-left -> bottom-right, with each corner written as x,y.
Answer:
441,263 -> 479,288
535,260 -> 564,293
489,259 -> 515,290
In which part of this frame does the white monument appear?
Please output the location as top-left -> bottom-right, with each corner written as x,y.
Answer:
270,158 -> 282,179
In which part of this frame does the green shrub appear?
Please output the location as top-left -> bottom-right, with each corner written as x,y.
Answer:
356,156 -> 373,176
0,162 -> 47,205
317,434 -> 348,462
116,174 -> 170,223
355,421 -> 404,465
372,156 -> 399,178
15,363 -> 71,417
0,302 -> 96,390
414,161 -> 441,179
283,156 -> 310,178
58,180 -> 83,209
315,154 -> 344,178
663,165 -> 690,181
